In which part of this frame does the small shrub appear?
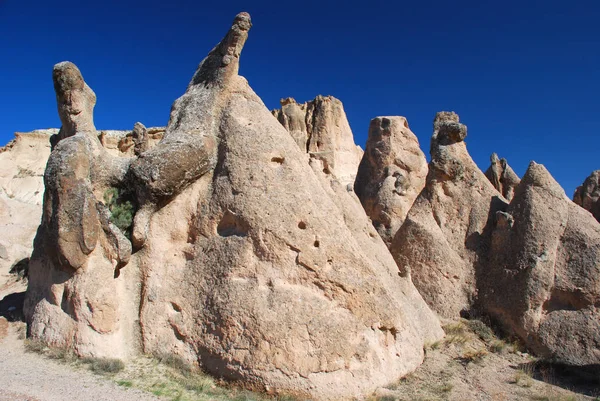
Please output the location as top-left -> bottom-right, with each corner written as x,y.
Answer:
489,339 -> 507,353
459,348 -> 488,364
465,319 -> 495,342
445,334 -> 468,345
24,339 -> 47,353
156,352 -> 193,375
443,322 -> 467,335
117,380 -> 133,388
47,347 -> 76,362
103,187 -> 135,235
83,357 -> 125,374
512,369 -> 533,388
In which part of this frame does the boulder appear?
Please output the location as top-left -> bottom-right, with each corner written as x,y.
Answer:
25,13 -> 442,400
573,170 -> 600,222
480,162 -> 600,366
391,112 -> 504,318
272,96 -> 363,187
484,153 -> 520,201
354,116 -> 427,246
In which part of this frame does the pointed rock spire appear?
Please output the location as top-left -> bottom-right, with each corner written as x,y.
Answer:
484,153 -> 520,201
354,116 -> 428,246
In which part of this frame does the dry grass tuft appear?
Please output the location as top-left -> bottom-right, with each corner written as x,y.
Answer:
82,357 -> 125,374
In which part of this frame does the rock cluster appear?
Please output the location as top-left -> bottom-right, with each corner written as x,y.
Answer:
391,112 -> 501,318
272,96 -> 363,187
24,13 -> 442,400
7,10 -> 598,399
573,170 -> 600,222
481,162 -> 600,365
387,111 -> 600,366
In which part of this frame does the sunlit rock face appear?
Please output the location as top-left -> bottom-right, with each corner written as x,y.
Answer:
354,116 -> 428,247
24,12 -> 443,400
272,95 -> 364,187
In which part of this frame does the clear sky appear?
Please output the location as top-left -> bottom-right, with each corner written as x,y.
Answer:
1,0 -> 599,196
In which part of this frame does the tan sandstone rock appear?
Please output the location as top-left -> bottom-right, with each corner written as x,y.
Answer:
0,124 -> 163,288
484,153 -> 520,201
272,96 -> 363,187
354,116 -> 428,246
480,162 -> 600,366
25,13 -> 443,400
391,112 -> 504,318
573,170 -> 600,222
0,130 -> 53,282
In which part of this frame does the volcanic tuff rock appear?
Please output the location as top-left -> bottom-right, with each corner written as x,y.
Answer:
391,111 -> 504,318
25,13 -> 443,400
386,112 -> 600,365
0,124 -> 163,283
573,170 -> 600,222
0,130 -> 53,278
272,96 -> 364,187
354,116 -> 428,246
481,162 -> 600,365
484,152 -> 520,201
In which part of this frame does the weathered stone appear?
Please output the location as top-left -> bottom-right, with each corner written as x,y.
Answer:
272,96 -> 364,187
484,153 -> 520,201
52,62 -> 97,145
480,162 -> 600,366
132,122 -> 148,156
354,116 -> 427,246
573,170 -> 600,222
391,112 -> 504,318
25,61 -> 137,358
25,13 -> 443,400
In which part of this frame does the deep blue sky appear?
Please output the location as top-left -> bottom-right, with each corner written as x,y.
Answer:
1,0 -> 599,196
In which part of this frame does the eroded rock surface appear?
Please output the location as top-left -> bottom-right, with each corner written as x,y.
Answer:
0,131 -> 53,279
354,116 -> 427,246
25,13 -> 443,400
272,96 -> 363,186
481,162 -> 600,366
0,125 -> 163,285
391,112 -> 504,318
573,170 -> 600,222
484,153 -> 520,201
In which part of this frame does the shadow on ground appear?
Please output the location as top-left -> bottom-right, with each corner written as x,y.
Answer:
0,291 -> 25,322
518,361 -> 600,398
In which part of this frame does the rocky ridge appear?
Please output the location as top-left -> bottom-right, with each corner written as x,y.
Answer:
0,10 -> 596,401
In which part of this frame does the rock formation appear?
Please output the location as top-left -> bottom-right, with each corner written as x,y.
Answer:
391,112 -> 504,318
388,112 -> 600,366
573,170 -> 600,222
354,116 -> 427,246
480,162 -> 600,366
272,96 -> 363,187
0,130 -> 53,281
484,153 -> 520,201
0,125 -> 163,286
25,13 -> 443,400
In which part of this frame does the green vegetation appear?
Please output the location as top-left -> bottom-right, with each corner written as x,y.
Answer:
103,187 -> 135,236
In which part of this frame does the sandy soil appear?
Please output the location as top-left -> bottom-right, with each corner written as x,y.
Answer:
0,321 -> 159,401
